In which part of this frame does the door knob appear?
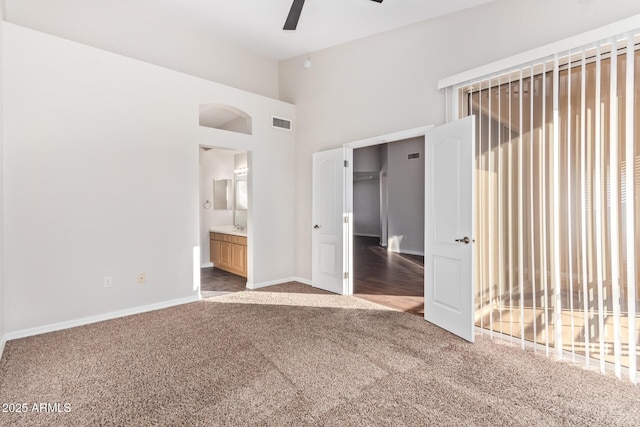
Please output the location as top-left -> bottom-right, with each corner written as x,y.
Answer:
314,224 -> 320,229
455,236 -> 471,244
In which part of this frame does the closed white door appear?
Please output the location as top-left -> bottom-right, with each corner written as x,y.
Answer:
312,148 -> 352,294
424,116 -> 475,342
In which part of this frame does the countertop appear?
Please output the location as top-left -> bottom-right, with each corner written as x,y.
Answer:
209,225 -> 247,237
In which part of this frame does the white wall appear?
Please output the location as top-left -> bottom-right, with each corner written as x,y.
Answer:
0,12 -> 5,353
279,0 -> 640,281
235,152 -> 248,170
353,145 -> 381,173
386,137 -> 424,255
353,179 -> 380,237
5,0 -> 279,99
353,145 -> 382,237
380,145 -> 388,247
200,148 -> 236,267
3,24 -> 295,333
353,146 -> 382,237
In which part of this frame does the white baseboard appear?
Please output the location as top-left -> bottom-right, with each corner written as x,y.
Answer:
200,262 -> 214,268
247,276 -> 312,290
387,248 -> 424,256
0,336 -> 6,361
3,295 -> 200,342
354,233 -> 381,238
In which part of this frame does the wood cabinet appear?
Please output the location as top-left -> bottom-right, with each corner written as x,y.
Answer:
210,239 -> 221,266
210,232 -> 247,277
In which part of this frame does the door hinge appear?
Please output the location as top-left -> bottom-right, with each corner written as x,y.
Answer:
344,160 -> 349,167
343,272 -> 349,279
343,216 -> 349,224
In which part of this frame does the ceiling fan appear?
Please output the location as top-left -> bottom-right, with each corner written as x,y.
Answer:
284,0 -> 383,31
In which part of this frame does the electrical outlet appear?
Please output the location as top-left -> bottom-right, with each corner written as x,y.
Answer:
137,273 -> 146,284
104,277 -> 112,288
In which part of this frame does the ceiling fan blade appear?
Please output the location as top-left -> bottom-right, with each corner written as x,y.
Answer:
283,0 -> 306,31
283,0 -> 382,31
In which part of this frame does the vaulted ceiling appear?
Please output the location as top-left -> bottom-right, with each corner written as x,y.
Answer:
5,0 -> 496,60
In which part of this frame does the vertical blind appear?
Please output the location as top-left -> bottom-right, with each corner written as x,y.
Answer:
461,32 -> 640,383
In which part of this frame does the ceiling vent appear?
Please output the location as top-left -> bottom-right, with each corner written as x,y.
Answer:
272,116 -> 293,131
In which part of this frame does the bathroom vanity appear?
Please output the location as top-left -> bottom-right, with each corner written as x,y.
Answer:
209,227 -> 247,277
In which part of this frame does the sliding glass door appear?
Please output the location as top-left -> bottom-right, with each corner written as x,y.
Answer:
464,37 -> 640,380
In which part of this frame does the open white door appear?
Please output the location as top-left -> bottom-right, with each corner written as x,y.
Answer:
424,116 -> 475,342
312,148 -> 353,294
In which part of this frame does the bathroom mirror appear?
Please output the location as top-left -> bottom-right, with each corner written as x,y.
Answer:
235,178 -> 248,210
213,179 -> 232,210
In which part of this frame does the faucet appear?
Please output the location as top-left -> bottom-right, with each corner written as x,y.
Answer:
235,225 -> 246,231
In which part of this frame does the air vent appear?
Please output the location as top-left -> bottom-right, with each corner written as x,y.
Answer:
408,153 -> 421,160
272,116 -> 293,131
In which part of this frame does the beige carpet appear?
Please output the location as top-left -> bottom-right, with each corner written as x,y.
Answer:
1,282 -> 639,426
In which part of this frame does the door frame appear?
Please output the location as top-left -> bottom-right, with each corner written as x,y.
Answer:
197,145 -> 253,293
342,125 -> 433,296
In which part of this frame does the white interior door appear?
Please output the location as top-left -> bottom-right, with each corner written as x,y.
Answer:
312,148 -> 352,294
424,116 -> 475,342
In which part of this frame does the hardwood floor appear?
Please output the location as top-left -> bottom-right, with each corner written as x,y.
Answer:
201,267 -> 246,295
202,236 -> 424,316
353,236 -> 424,316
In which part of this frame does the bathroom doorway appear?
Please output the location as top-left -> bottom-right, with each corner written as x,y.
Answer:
199,145 -> 249,297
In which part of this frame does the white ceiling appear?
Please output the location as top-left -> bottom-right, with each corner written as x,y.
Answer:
163,0 -> 497,60
5,0 -> 497,61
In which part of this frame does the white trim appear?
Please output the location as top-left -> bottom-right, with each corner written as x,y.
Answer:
3,295 -> 200,342
448,86 -> 459,124
353,233 -> 381,238
343,125 -> 433,149
438,13 -> 640,89
246,277 -> 311,290
0,336 -> 6,361
343,124 -> 432,297
344,148 -> 354,296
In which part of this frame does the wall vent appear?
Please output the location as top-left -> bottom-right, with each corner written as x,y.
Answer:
272,116 -> 293,131
408,153 -> 421,160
